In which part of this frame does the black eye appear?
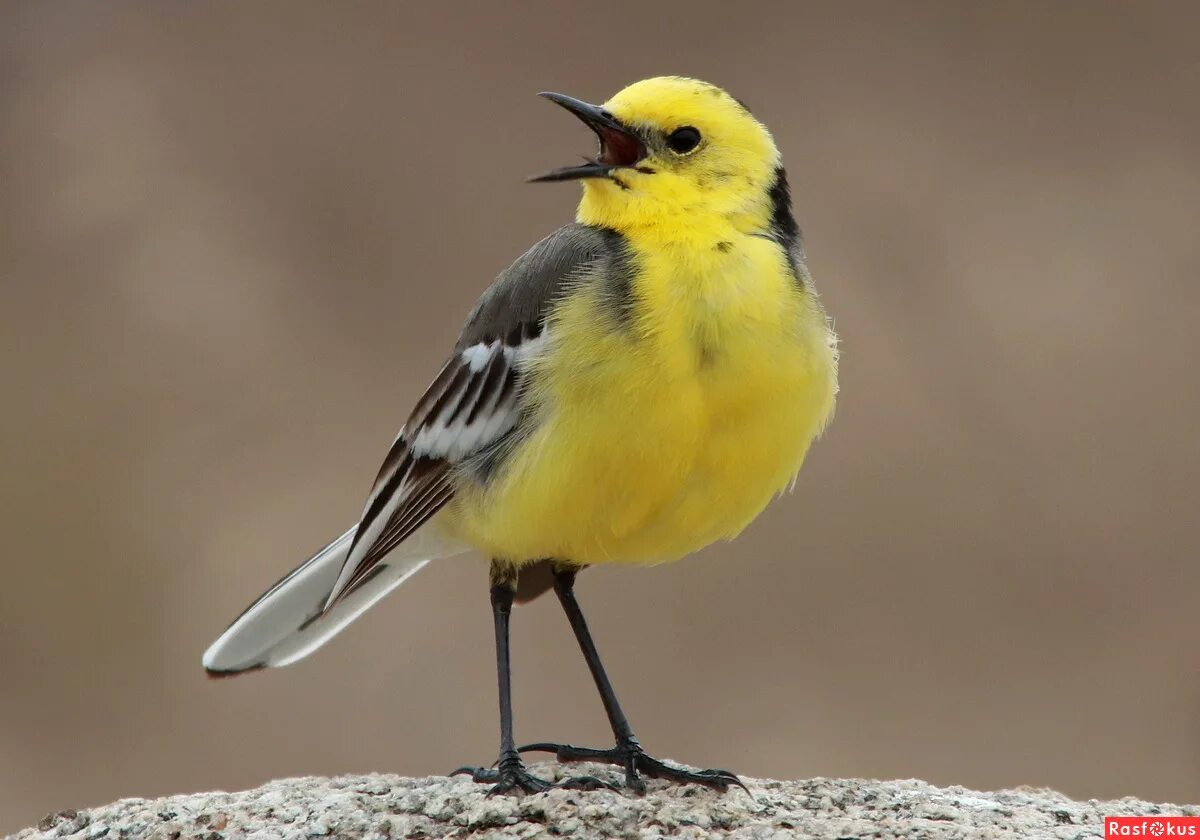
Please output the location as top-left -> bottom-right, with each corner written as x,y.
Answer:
666,126 -> 701,154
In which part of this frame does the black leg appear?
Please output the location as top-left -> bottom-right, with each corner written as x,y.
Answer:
451,562 -> 614,795
553,568 -> 637,744
520,566 -> 747,793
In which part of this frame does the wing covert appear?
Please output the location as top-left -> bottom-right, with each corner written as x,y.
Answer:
324,224 -> 628,607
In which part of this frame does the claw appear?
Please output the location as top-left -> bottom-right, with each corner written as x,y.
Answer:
702,769 -> 751,794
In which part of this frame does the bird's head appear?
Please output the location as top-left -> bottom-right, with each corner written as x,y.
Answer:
532,76 -> 783,236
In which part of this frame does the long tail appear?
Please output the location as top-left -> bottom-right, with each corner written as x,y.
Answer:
203,520 -> 466,676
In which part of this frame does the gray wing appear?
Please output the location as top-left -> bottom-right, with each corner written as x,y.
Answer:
324,224 -> 629,605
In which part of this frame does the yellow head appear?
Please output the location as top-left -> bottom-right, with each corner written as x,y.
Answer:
533,77 -> 785,237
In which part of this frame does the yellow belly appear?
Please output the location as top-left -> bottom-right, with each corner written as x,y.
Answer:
445,235 -> 837,566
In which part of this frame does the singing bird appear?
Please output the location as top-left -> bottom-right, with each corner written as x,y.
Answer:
203,76 -> 838,795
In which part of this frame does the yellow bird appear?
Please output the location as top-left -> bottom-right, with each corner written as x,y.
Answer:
204,76 -> 838,795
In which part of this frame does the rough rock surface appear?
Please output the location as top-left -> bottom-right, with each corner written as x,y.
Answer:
11,762 -> 1198,839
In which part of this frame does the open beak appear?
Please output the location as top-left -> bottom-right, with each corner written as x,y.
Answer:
529,92 -> 646,183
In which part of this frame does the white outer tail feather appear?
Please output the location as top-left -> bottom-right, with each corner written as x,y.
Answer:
202,518 -> 467,675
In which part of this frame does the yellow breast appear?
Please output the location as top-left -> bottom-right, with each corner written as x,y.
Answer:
445,231 -> 837,566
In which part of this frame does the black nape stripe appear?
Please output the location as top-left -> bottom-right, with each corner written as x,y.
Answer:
767,167 -> 800,250
766,167 -> 803,279
595,227 -> 638,328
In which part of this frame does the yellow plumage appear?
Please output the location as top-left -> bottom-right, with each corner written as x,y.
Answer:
445,77 -> 838,566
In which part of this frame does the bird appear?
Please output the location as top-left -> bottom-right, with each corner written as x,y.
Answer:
203,76 -> 839,796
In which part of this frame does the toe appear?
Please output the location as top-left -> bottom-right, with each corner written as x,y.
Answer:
484,772 -> 554,796
558,775 -> 619,792
517,742 -> 620,763
450,765 -> 499,783
516,742 -> 560,755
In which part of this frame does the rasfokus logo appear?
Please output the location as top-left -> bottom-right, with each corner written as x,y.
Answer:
1106,817 -> 1200,837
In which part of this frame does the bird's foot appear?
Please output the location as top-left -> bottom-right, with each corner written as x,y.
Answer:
451,751 -> 615,796
518,737 -> 747,793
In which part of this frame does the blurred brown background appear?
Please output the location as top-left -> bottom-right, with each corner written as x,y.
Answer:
2,0 -> 1199,833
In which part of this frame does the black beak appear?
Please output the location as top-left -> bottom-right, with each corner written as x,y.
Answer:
529,92 -> 646,183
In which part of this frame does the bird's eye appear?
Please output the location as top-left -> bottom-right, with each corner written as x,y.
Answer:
666,126 -> 702,154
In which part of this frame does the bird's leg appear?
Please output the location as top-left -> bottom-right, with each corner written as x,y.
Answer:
452,561 -> 614,795
519,565 -> 746,793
